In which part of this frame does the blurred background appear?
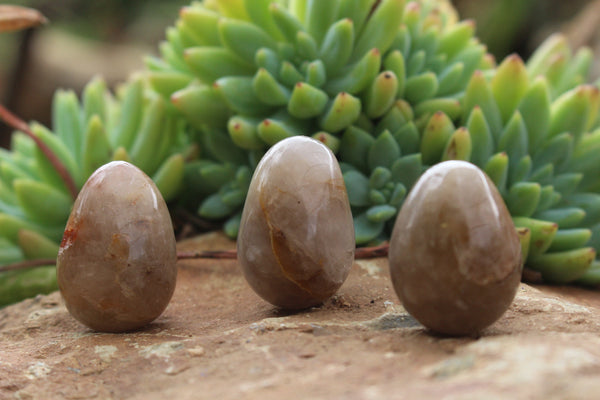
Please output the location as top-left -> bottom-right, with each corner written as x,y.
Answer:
1,0 -> 600,147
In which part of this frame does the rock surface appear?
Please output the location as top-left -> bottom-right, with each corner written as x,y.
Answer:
1,232 -> 600,399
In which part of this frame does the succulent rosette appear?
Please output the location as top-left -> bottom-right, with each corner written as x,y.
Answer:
4,0 -> 600,307
148,0 -> 600,285
0,77 -> 188,305
147,0 -> 492,236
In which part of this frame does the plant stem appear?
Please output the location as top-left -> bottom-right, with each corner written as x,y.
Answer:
177,250 -> 238,259
0,244 -> 392,273
0,103 -> 79,200
354,243 -> 389,259
0,258 -> 55,272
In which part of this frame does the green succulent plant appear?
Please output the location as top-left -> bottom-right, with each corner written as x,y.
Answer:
147,0 -> 493,236
147,0 -> 600,286
0,77 -> 189,306
3,0 -> 600,307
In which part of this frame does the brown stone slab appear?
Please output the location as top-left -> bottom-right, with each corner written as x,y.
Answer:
2,232 -> 600,399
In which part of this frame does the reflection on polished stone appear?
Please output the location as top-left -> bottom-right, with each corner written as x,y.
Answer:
389,161 -> 522,336
238,137 -> 355,310
57,161 -> 177,332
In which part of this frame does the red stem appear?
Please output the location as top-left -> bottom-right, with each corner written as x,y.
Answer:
177,250 -> 238,259
0,103 -> 79,200
0,244 -> 391,273
0,258 -> 55,272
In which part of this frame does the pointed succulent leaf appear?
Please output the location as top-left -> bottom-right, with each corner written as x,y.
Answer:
215,76 -> 273,115
339,125 -> 375,173
185,47 -> 254,84
305,59 -> 327,87
279,61 -> 305,86
171,84 -> 231,129
442,127 -> 471,161
336,0 -> 375,34
505,182 -> 541,218
533,132 -> 573,171
52,90 -> 83,164
566,192 -> 600,227
466,106 -> 493,167
369,166 -> 392,189
509,155 -> 532,186
438,20 -> 475,59
296,30 -> 318,60
383,50 -> 406,97
391,153 -> 422,189
462,70 -> 503,140
364,71 -> 398,118
227,116 -> 264,150
244,0 -> 285,41
548,229 -> 593,253
376,100 -> 412,135
82,116 -> 112,179
414,98 -> 461,121
218,18 -> 277,64
536,185 -> 560,212
420,111 -> 455,165
369,189 -> 387,204
497,111 -> 528,176
344,170 -> 370,207
82,77 -> 107,124
368,130 -> 400,170
512,216 -> 558,258
351,0 -> 404,62
319,92 -> 362,132
437,62 -> 464,96
527,34 -> 569,79
527,247 -> 594,284
179,6 -> 222,46
366,204 -> 397,223
270,3 -> 305,42
14,179 -> 72,226
484,152 -> 509,192
535,207 -> 586,229
406,50 -> 426,77
404,72 -> 438,104
319,18 -> 355,76
252,68 -> 290,106
312,132 -> 341,153
354,213 -> 385,244
287,82 -> 329,118
555,47 -> 593,96
549,85 -> 597,144
492,54 -> 529,124
325,48 -> 381,95
517,76 -> 551,151
387,122 -> 417,156
257,114 -> 306,145
304,0 -> 340,45
199,193 -> 236,219
553,173 -> 583,197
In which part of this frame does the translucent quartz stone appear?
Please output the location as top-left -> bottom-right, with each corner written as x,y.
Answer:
57,161 -> 177,332
238,136 -> 355,309
389,161 -> 522,336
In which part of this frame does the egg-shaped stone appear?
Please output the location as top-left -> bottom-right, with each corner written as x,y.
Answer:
389,160 -> 522,336
237,136 -> 355,309
57,161 -> 177,332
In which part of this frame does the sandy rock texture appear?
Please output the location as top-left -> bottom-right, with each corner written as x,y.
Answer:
2,232 -> 600,399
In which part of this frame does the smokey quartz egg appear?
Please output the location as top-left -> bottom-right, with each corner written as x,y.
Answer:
237,136 -> 355,309
389,161 -> 522,336
57,161 -> 177,332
